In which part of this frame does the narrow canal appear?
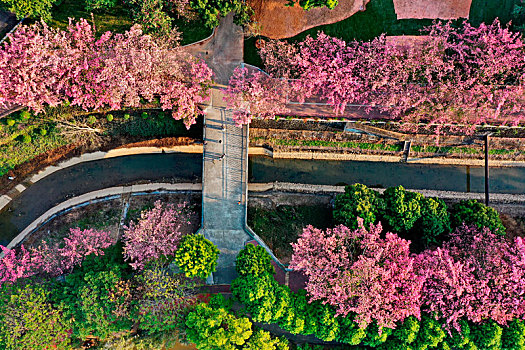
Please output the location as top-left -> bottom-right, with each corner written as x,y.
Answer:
249,156 -> 525,194
0,153 -> 524,245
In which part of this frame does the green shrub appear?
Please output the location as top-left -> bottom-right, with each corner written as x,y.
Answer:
157,112 -> 165,119
21,134 -> 32,143
337,315 -> 367,345
174,234 -> 219,279
450,199 -> 506,235
39,128 -> 47,136
231,273 -> 279,322
85,0 -> 117,11
440,319 -> 472,350
334,183 -> 383,230
106,114 -> 114,122
185,303 -> 253,349
413,316 -> 446,350
502,319 -> 525,350
235,243 -> 275,277
6,118 -> 15,126
123,113 -> 131,120
414,197 -> 451,247
362,322 -> 392,347
471,320 -> 503,350
87,115 -> 97,125
391,316 -> 420,344
141,112 -> 149,119
380,185 -> 424,233
19,110 -> 31,121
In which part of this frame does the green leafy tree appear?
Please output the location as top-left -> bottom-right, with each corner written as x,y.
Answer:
174,234 -> 219,279
0,282 -> 72,350
414,197 -> 451,247
185,303 -> 253,349
134,265 -> 197,335
0,0 -> 56,20
231,272 -> 278,323
381,185 -> 424,233
450,200 -> 505,235
188,0 -> 253,28
52,243 -> 132,341
334,183 -> 383,230
85,0 -> 117,11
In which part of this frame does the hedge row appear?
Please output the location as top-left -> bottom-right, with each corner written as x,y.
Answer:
231,244 -> 525,350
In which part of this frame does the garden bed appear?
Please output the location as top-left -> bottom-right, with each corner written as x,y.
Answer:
24,192 -> 202,249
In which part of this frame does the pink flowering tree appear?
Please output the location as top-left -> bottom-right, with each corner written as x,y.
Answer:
415,224 -> 525,331
0,245 -> 38,287
0,227 -> 114,284
223,66 -> 290,126
30,227 -> 116,276
123,201 -> 192,270
228,20 -> 525,134
0,19 -> 213,128
289,219 -> 424,330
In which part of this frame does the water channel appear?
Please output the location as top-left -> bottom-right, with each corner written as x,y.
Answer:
0,153 -> 524,245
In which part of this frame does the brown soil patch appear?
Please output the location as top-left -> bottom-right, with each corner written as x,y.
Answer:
0,136 -> 198,196
393,0 -> 472,20
250,0 -> 371,39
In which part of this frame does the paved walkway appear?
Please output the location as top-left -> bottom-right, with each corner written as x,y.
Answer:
197,14 -> 252,284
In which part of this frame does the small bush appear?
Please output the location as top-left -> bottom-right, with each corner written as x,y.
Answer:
141,112 -> 149,119
450,199 -> 505,235
123,113 -> 131,120
235,243 -> 275,277
174,234 -> 219,279
87,115 -> 97,125
6,118 -> 15,126
333,183 -> 383,230
380,185 -> 424,233
106,114 -> 114,122
414,197 -> 451,247
39,128 -> 47,136
157,112 -> 165,120
19,110 -> 31,121
22,134 -> 32,143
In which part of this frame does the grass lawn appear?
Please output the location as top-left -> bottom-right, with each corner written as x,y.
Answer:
247,205 -> 334,263
245,0 -> 522,66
